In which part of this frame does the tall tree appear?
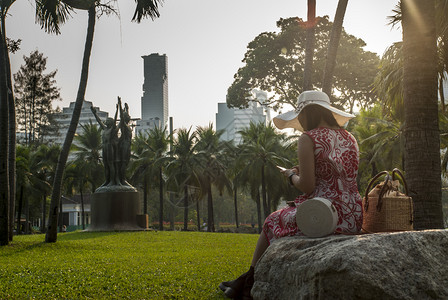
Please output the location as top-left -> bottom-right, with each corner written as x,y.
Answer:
13,50 -> 61,145
130,126 -> 170,230
44,0 -> 163,243
303,0 -> 316,91
0,0 -> 11,245
226,16 -> 379,114
401,0 -> 444,229
238,122 -> 291,219
168,128 -> 200,231
195,124 -> 229,232
322,0 -> 349,96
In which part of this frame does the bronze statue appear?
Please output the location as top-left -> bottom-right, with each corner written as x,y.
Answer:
91,97 -> 136,192
118,97 -> 132,187
91,104 -> 119,187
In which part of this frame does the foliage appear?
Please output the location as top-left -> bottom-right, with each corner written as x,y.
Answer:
226,16 -> 380,113
13,50 -> 61,145
351,105 -> 403,195
0,231 -> 258,299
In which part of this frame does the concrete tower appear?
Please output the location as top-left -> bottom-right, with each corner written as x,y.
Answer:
137,53 -> 168,134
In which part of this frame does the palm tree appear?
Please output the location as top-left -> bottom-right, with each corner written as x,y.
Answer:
31,144 -> 60,233
401,0 -> 444,229
44,0 -> 164,242
322,0 -> 349,96
303,0 -> 316,91
64,122 -> 103,230
130,126 -> 170,230
167,128 -> 201,231
238,122 -> 291,219
195,124 -> 230,232
71,121 -> 104,192
222,142 -> 242,229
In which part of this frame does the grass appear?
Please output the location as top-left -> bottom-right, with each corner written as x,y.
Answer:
0,231 -> 259,299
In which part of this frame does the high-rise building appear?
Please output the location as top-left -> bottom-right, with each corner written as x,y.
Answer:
216,101 -> 267,145
216,89 -> 269,145
136,53 -> 169,134
48,100 -> 109,146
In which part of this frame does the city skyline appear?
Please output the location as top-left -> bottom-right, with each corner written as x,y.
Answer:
7,1 -> 402,130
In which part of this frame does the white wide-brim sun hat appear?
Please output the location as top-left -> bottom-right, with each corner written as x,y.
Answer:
273,90 -> 355,131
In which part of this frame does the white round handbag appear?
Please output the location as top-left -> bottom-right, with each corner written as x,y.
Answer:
295,197 -> 338,238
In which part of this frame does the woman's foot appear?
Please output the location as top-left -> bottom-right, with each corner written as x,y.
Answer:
219,267 -> 254,299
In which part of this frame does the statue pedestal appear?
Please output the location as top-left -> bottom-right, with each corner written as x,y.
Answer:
89,191 -> 141,231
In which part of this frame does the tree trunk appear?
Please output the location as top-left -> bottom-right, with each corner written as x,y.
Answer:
402,0 -> 444,229
233,181 -> 239,228
439,76 -> 445,113
25,192 -> 29,234
169,192 -> 175,230
41,192 -> 47,233
183,185 -> 189,231
322,0 -> 349,96
16,186 -> 23,235
46,7 -> 96,242
80,185 -> 85,230
207,179 -> 215,232
0,20 -> 9,245
255,189 -> 262,234
3,16 -> 16,242
143,174 -> 148,214
261,166 -> 269,219
159,167 -> 163,231
196,197 -> 200,231
303,0 -> 316,91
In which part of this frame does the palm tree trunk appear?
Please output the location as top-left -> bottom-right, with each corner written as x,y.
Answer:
3,16 -> 16,242
0,22 -> 9,245
233,181 -> 239,229
261,166 -> 269,218
143,174 -> 148,214
196,198 -> 200,231
402,0 -> 444,229
303,0 -> 316,91
322,0 -> 349,96
159,167 -> 163,231
80,185 -> 85,230
255,189 -> 262,234
207,180 -> 215,232
41,192 -> 47,233
25,194 -> 29,234
46,7 -> 96,242
439,77 -> 445,113
183,185 -> 189,231
16,186 -> 23,235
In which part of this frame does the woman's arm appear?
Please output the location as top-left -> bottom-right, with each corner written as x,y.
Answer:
289,134 -> 315,194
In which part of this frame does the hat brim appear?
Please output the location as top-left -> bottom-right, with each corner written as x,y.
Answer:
273,103 -> 355,131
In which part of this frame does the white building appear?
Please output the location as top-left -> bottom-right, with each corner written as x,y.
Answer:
61,194 -> 91,230
48,100 -> 109,145
216,100 -> 267,145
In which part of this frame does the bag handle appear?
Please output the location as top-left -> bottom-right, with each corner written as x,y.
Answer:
391,168 -> 413,224
391,168 -> 409,196
364,171 -> 390,212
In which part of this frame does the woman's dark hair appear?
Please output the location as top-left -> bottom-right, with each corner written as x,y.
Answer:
300,104 -> 340,131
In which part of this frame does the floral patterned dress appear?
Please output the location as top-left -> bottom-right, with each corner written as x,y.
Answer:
263,127 -> 363,244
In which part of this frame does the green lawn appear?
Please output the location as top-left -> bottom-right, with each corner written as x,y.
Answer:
0,231 -> 259,299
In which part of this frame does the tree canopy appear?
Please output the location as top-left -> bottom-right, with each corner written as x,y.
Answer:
226,16 -> 380,114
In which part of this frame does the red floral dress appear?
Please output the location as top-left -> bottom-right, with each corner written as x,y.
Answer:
263,127 -> 363,244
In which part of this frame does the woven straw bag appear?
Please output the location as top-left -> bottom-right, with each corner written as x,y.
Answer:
362,168 -> 413,233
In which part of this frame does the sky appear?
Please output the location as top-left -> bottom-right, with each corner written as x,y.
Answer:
7,0 -> 402,130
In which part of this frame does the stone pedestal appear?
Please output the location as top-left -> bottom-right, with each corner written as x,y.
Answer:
89,191 -> 141,231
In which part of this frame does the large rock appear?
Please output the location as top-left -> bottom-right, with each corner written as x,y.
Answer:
252,230 -> 448,299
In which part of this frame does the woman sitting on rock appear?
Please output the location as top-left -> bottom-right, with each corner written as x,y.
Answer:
219,90 -> 363,300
